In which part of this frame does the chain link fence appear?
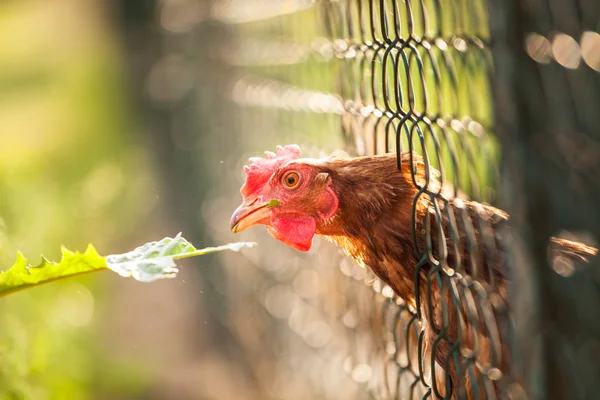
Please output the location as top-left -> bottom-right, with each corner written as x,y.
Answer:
215,0 -> 514,398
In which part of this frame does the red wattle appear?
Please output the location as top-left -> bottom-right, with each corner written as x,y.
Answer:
268,215 -> 316,251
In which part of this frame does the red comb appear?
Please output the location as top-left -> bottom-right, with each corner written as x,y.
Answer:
241,145 -> 301,198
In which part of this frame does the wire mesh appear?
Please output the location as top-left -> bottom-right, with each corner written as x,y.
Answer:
212,0 -> 520,399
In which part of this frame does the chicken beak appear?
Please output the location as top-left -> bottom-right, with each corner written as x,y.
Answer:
230,199 -> 280,233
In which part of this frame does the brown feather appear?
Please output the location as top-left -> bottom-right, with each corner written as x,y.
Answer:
312,152 -> 597,399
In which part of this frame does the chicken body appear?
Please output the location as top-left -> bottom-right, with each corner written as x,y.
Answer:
230,145 -> 597,399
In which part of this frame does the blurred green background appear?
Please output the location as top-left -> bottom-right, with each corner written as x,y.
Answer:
0,1 -> 350,398
2,0 -> 595,399
0,0 -> 498,399
0,1 -> 159,398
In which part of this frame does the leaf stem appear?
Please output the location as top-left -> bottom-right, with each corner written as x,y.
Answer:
173,242 -> 257,260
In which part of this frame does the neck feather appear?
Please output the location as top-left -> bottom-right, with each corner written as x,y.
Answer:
314,153 -> 430,294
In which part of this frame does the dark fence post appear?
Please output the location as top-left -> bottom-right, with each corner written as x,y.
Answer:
488,1 -> 600,399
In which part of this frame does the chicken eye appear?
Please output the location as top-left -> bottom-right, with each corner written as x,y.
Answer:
282,171 -> 300,188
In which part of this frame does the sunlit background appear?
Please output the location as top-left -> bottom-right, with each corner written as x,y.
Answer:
0,1 -> 353,398
2,0 -> 600,399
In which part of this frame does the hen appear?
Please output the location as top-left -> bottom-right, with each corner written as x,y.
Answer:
230,144 -> 597,399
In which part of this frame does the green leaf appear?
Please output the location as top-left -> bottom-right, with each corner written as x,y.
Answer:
0,234 -> 256,297
0,245 -> 107,297
266,199 -> 281,208
105,233 -> 256,282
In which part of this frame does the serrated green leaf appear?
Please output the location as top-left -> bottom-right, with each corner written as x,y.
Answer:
0,245 -> 106,297
0,234 -> 256,297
